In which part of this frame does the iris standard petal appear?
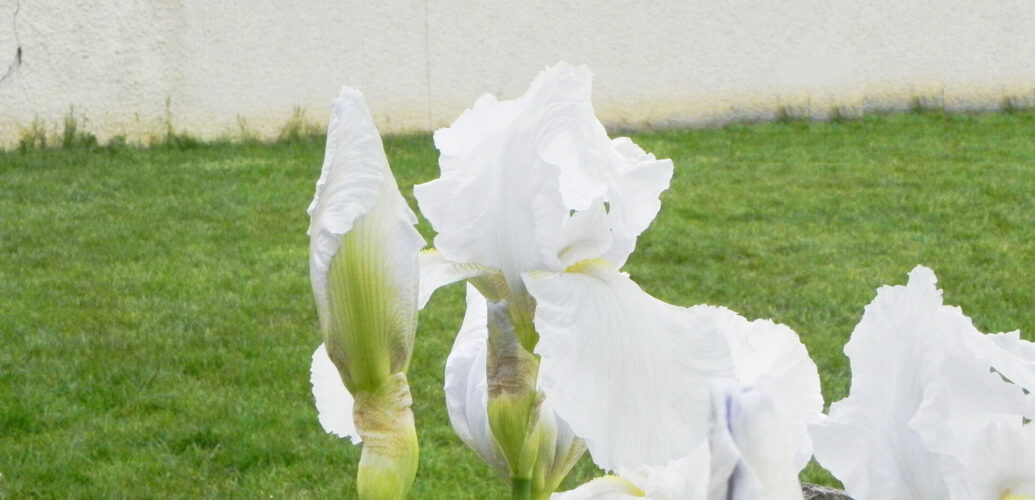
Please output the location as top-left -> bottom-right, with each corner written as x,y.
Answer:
416,62 -> 674,289
556,200 -> 614,270
909,330 -> 1031,461
814,265 -> 1035,500
970,331 -> 1035,417
809,266 -> 1035,499
525,260 -> 734,471
415,64 -> 598,286
598,138 -> 674,268
903,315 -> 1035,499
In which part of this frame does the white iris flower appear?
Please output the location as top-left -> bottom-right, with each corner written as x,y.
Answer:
811,266 -> 1035,500
417,61 -> 714,485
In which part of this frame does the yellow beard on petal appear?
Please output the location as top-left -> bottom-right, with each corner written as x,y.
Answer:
600,475 -> 646,496
1002,490 -> 1035,500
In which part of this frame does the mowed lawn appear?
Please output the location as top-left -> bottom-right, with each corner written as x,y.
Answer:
1,111 -> 1033,498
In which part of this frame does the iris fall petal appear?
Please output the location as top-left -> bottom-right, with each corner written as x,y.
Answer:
525,259 -> 734,471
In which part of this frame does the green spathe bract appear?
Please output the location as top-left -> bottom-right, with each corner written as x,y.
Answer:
325,207 -> 417,393
352,372 -> 419,500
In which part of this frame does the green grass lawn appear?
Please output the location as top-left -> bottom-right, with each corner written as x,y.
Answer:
1,111 -> 1033,498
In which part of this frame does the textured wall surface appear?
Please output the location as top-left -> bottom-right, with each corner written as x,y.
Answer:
1,0 -> 1033,147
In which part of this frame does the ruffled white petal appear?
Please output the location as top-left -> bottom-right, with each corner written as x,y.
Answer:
417,65 -> 595,286
416,62 -> 673,288
909,334 -> 1032,462
710,307 -> 823,472
433,93 -> 521,176
812,265 -> 1035,500
906,327 -> 1035,499
443,285 -> 509,476
598,138 -> 674,268
971,331 -> 1035,417
525,260 -> 735,471
811,266 -> 955,499
310,343 -> 361,444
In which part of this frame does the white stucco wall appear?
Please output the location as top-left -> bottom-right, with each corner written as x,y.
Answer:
0,0 -> 1033,148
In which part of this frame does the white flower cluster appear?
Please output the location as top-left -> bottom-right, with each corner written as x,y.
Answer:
305,63 -> 1035,500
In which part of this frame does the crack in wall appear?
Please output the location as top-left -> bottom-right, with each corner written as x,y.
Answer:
0,0 -> 23,85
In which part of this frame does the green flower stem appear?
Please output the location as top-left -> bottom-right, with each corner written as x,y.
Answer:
511,477 -> 533,500
353,372 -> 419,500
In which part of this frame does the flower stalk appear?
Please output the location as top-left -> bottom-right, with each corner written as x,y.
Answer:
485,297 -> 541,488
511,478 -> 533,500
